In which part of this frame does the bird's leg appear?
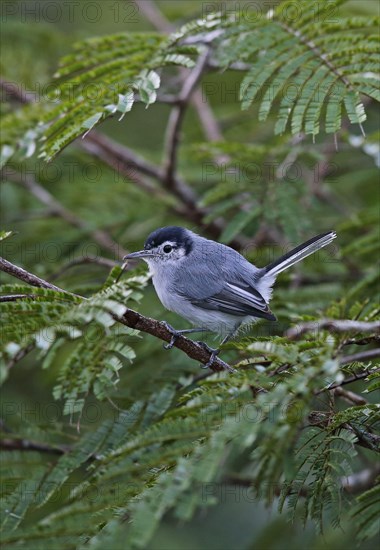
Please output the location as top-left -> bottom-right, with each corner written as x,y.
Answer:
161,322 -> 209,350
198,331 -> 237,373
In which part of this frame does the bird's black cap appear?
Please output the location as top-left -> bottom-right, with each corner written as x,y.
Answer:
144,226 -> 193,255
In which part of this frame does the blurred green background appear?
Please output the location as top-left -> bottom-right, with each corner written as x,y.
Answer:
1,1 -> 379,549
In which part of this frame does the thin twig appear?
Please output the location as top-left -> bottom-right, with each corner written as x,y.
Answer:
0,437 -> 69,455
50,256 -> 117,281
340,348 -> 380,365
3,170 -> 127,259
0,294 -> 37,302
346,423 -> 380,452
317,368 -> 380,393
0,257 -> 70,293
333,386 -> 368,406
344,336 -> 380,346
85,132 -> 163,182
6,343 -> 35,371
286,319 -> 380,340
308,411 -> 380,452
224,464 -> 380,494
341,464 -> 380,494
115,309 -> 233,372
0,78 -> 34,104
138,0 -> 227,180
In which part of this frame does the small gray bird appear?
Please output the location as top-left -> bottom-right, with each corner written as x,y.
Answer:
125,226 -> 336,371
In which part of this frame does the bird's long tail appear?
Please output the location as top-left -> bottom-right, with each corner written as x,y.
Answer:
264,231 -> 337,278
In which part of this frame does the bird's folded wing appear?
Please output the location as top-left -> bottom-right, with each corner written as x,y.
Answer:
190,282 -> 276,321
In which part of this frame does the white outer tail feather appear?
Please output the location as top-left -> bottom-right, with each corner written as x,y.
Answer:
264,231 -> 337,279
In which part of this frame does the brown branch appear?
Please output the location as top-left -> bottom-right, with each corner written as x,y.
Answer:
82,131 -> 249,248
0,257 -> 233,372
0,294 -> 37,302
344,336 -> 380,346
82,131 -> 206,214
333,387 -> 368,406
286,319 -> 380,340
115,309 -> 233,372
2,74 -> 223,248
341,464 -> 380,494
136,0 -> 172,33
347,423 -> 380,453
0,257 -> 70,293
138,0 -> 231,182
308,411 -> 380,452
137,0 -> 225,143
340,348 -> 380,365
0,78 -> 34,104
136,2 -> 254,237
6,343 -> 35,371
50,256 -> 118,280
82,133 -> 218,232
2,258 -> 378,455
84,132 -> 163,184
163,48 -> 211,186
0,437 -> 68,455
317,368 -> 380,393
225,464 -> 380,494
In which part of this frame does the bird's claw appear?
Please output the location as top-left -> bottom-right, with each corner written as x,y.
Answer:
162,322 -> 181,350
196,342 -> 218,365
163,336 -> 177,350
196,341 -> 235,373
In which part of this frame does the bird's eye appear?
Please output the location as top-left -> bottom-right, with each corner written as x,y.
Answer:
163,244 -> 173,253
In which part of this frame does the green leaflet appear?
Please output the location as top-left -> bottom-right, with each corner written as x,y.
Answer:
2,33 -> 195,164
2,1 -> 379,166
0,275 -> 148,415
351,485 -> 380,541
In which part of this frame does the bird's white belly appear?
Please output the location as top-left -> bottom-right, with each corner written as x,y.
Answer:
152,274 -> 256,337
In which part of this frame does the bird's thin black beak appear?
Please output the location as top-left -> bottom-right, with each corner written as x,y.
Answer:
115,250 -> 156,283
123,250 -> 156,260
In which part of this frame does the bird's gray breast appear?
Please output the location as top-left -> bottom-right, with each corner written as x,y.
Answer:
151,265 -> 181,313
